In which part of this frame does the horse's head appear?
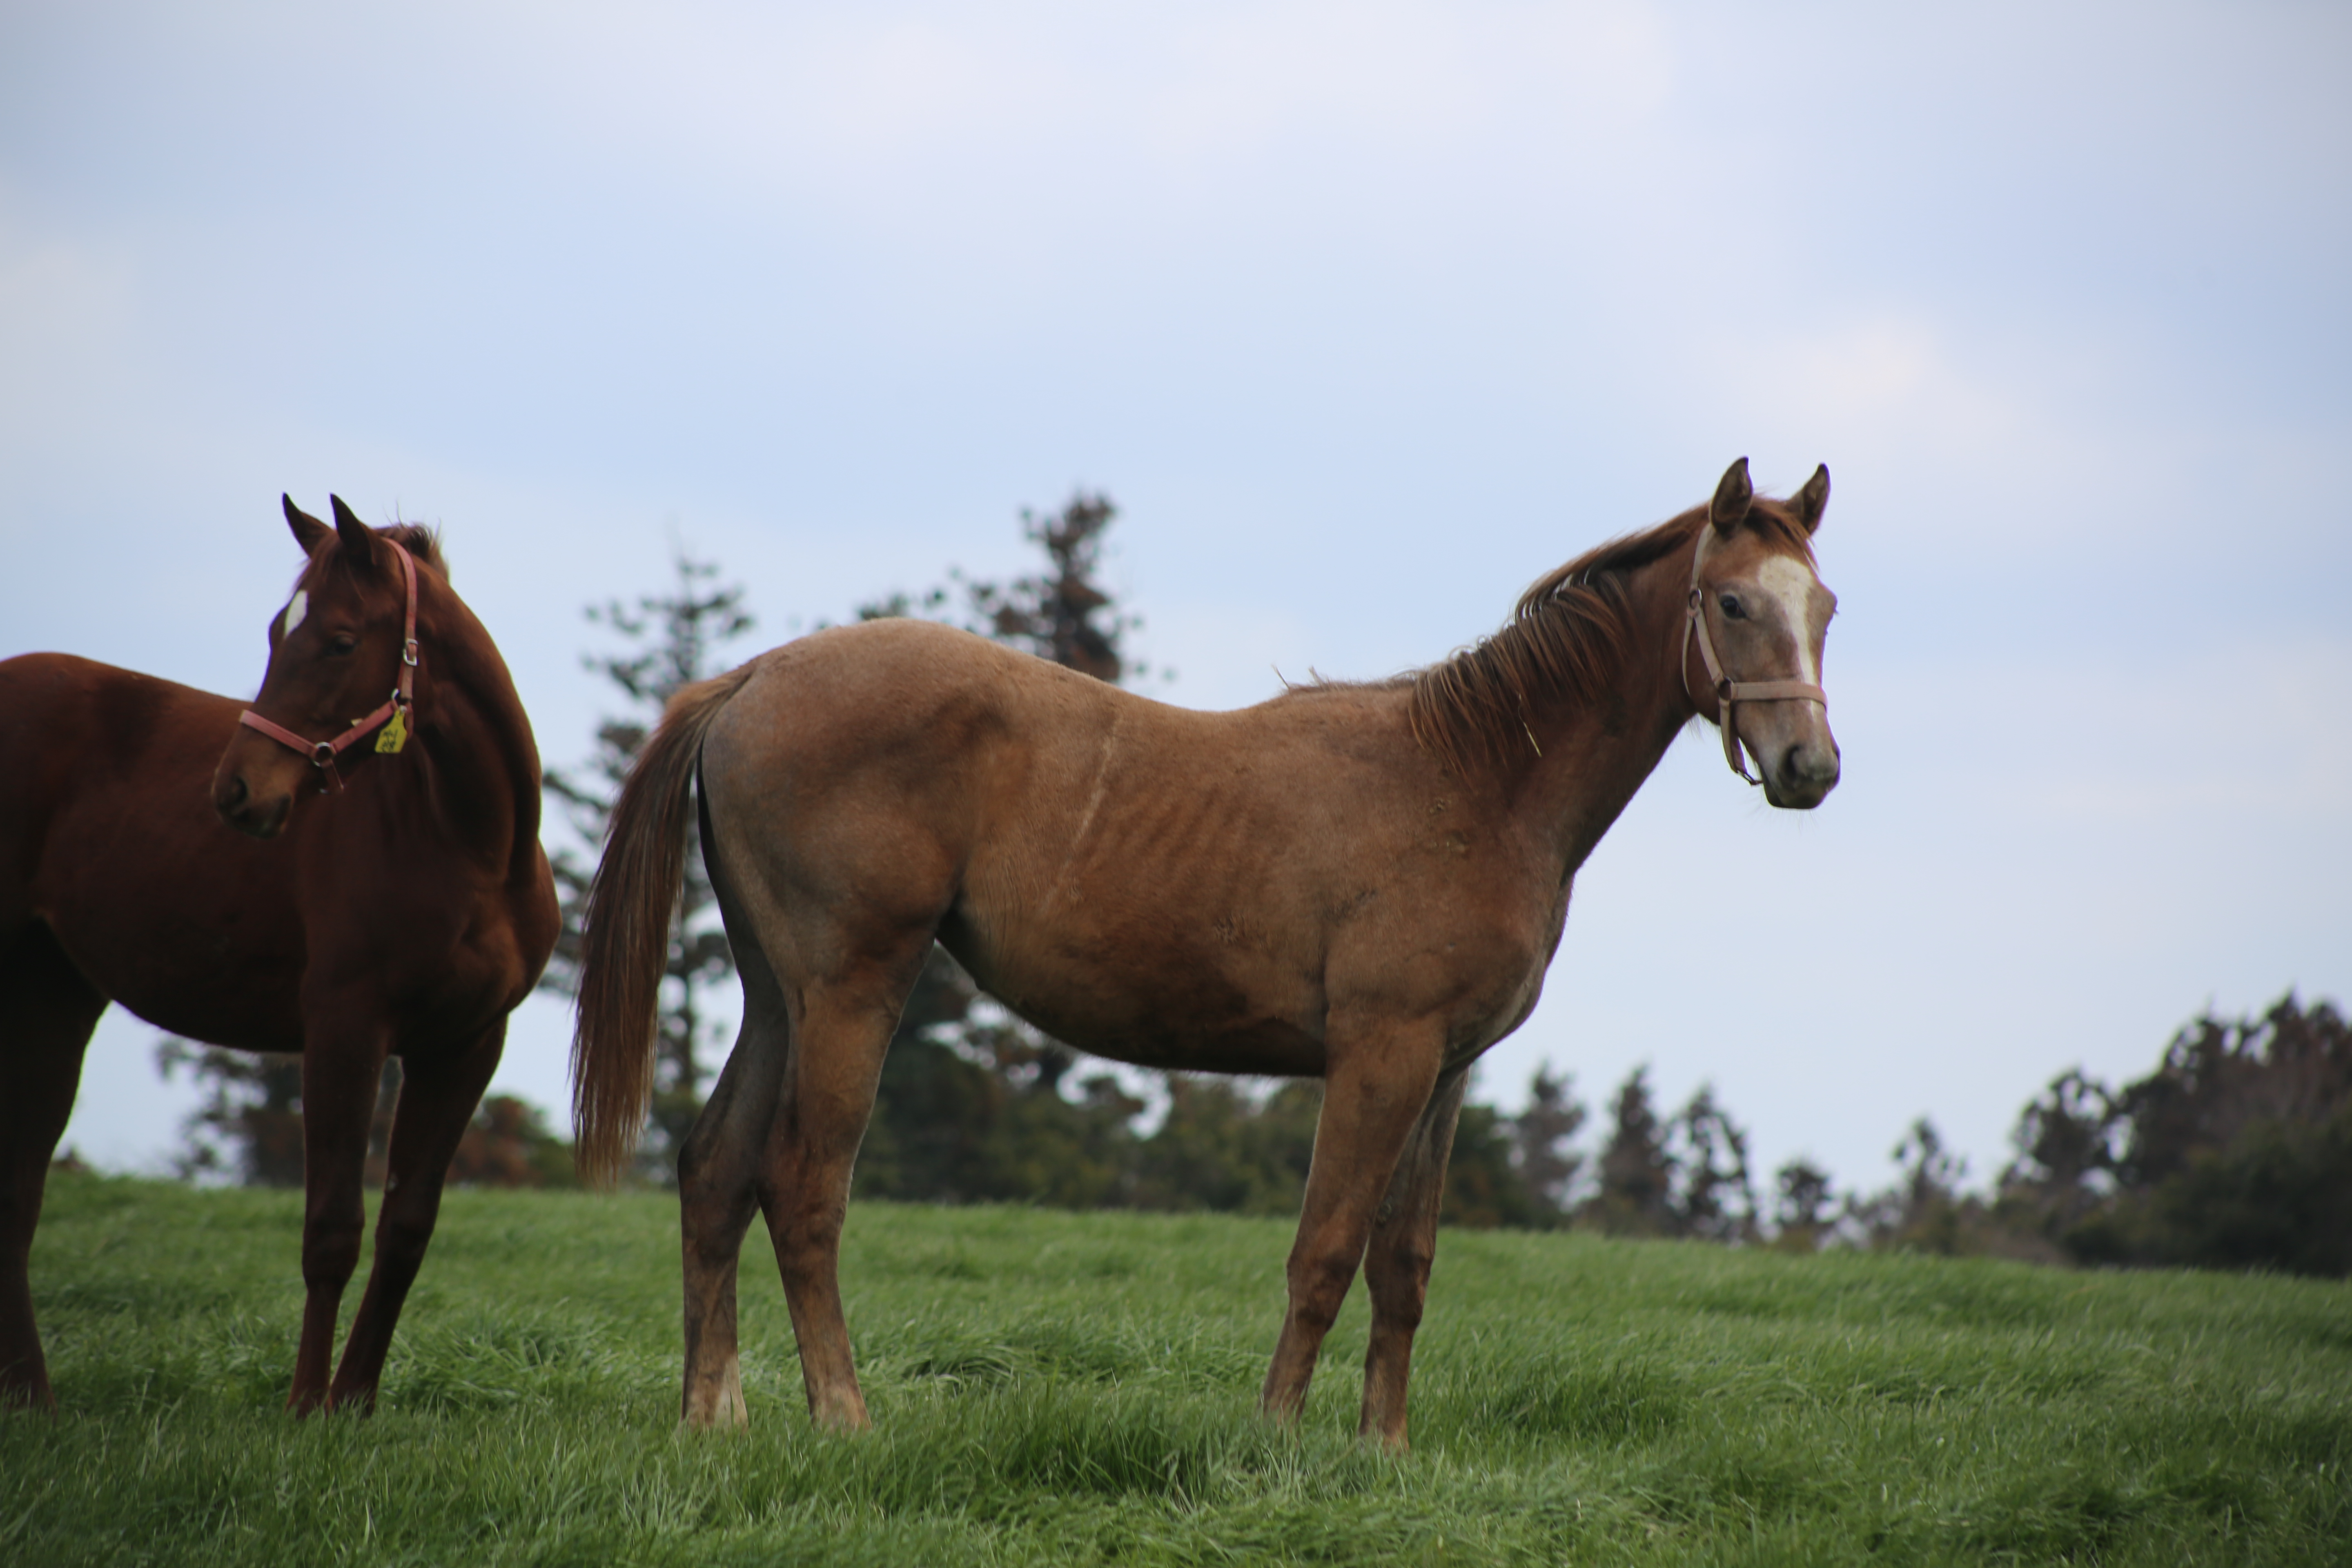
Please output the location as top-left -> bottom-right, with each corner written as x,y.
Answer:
212,495 -> 420,838
1684,459 -> 1840,809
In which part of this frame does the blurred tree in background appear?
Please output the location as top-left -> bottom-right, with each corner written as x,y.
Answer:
2000,994 -> 2351,1276
156,1041 -> 395,1187
154,1042 -> 569,1189
1581,1069 -> 1759,1240
1771,1157 -> 1836,1253
540,548 -> 754,1183
1586,1066 -> 1674,1236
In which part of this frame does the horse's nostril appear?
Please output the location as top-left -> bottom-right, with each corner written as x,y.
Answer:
1783,746 -> 1838,788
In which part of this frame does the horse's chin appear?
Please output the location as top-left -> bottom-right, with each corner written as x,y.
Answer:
222,795 -> 293,839
1763,780 -> 1832,811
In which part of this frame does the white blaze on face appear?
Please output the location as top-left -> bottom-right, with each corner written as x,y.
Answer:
281,590 -> 308,638
1753,556 -> 1824,684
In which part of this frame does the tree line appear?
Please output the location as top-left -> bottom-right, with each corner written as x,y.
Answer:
145,494 -> 2352,1278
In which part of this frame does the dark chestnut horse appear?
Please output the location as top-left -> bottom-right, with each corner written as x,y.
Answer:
0,497 -> 557,1412
574,458 -> 1838,1449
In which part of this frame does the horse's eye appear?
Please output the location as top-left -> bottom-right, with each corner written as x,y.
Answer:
1718,594 -> 1744,620
329,633 -> 359,655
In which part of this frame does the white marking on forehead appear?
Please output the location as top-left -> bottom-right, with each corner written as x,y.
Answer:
1753,556 -> 1824,685
281,590 -> 308,637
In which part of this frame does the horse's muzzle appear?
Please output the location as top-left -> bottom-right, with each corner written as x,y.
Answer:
213,767 -> 293,839
1764,738 -> 1841,810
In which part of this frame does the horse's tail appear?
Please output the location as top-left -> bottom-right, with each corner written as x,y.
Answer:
571,660 -> 760,1187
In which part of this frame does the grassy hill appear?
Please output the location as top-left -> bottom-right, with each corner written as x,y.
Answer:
7,1172 -> 2347,1565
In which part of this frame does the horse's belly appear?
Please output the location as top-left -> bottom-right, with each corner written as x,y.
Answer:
943,917 -> 1329,1078
1072,1019 -> 1328,1078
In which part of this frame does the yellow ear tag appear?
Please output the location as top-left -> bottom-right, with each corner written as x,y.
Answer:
375,708 -> 409,754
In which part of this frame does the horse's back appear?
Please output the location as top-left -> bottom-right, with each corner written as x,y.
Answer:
695,619 -> 1479,1073
0,652 -> 226,883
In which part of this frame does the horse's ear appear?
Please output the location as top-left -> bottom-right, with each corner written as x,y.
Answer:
283,494 -> 332,555
1791,464 -> 1830,536
328,494 -> 379,575
1709,457 -> 1753,537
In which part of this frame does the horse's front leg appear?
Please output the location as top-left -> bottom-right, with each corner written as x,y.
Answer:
289,1010 -> 391,1413
1358,1066 -> 1470,1451
1260,1018 -> 1445,1427
326,1018 -> 506,1410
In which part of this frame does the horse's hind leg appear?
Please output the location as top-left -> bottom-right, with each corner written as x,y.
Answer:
678,946 -> 789,1431
761,937 -> 933,1432
1260,1017 -> 1446,1428
0,922 -> 107,1411
1358,1066 -> 1470,1451
325,1019 -> 506,1410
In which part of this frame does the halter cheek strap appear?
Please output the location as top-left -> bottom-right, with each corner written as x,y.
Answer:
1682,528 -> 1827,786
239,538 -> 421,794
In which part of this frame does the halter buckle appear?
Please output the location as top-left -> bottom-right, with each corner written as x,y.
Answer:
402,637 -> 420,668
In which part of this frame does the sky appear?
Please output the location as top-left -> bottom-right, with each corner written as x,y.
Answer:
5,1 -> 2348,1203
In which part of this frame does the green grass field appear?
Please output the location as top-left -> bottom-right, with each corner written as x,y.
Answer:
7,1173 -> 2347,1565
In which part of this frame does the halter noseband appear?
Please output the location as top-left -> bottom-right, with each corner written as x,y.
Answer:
1681,526 -> 1827,786
238,538 -> 421,794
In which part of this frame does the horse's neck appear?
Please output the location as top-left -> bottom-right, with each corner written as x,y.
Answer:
1520,538 -> 1701,873
409,598 -> 543,881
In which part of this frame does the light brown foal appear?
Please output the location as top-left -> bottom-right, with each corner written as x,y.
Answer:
572,458 -> 1839,1448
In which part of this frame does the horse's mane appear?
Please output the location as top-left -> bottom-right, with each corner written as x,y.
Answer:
378,523 -> 449,580
1407,500 -> 1814,778
296,523 -> 450,589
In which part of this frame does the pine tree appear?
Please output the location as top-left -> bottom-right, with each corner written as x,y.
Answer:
1588,1066 -> 1675,1236
1512,1065 -> 1586,1214
1771,1157 -> 1835,1251
1670,1084 -> 1756,1243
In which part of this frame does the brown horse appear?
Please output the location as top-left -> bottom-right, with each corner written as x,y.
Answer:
573,457 -> 1838,1449
0,496 -> 557,1413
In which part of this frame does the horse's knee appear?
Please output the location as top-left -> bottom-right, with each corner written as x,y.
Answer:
301,1215 -> 365,1289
